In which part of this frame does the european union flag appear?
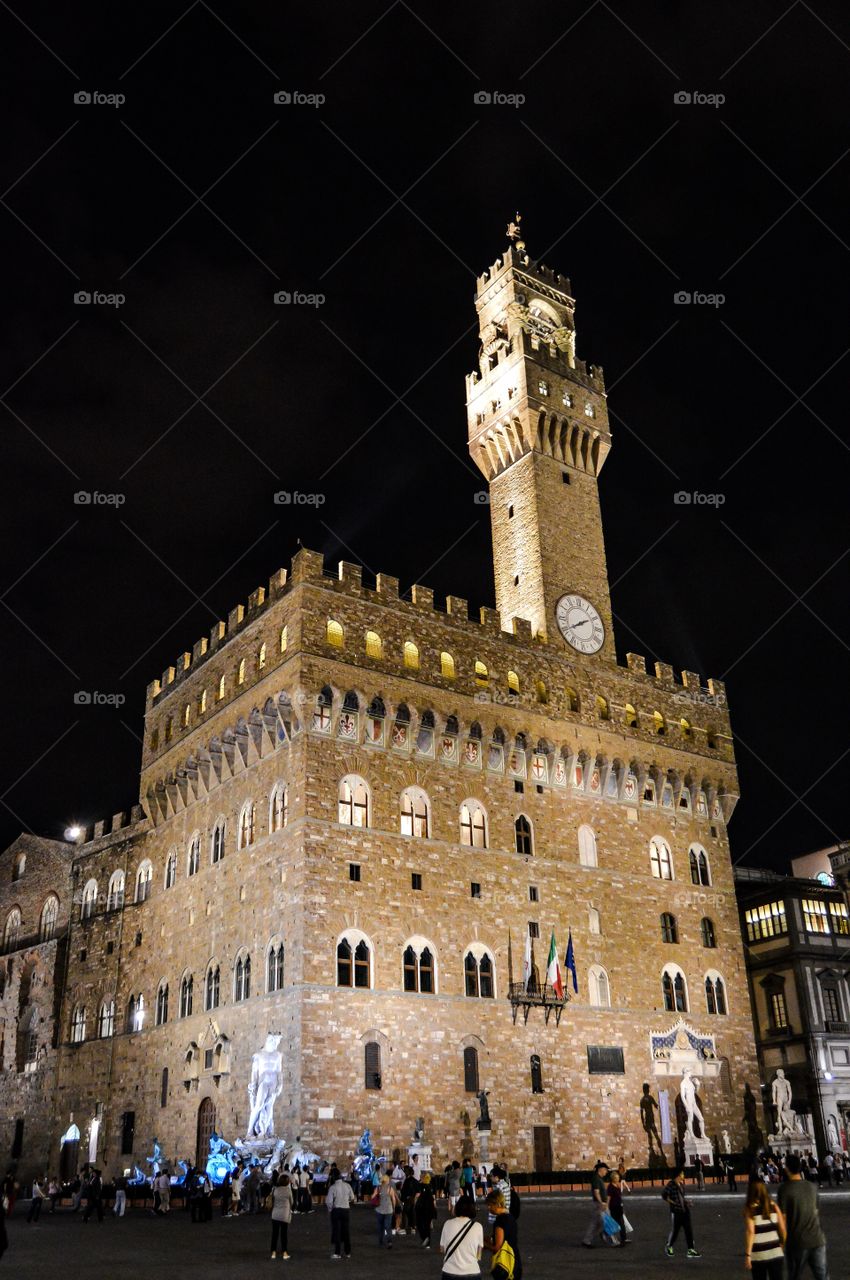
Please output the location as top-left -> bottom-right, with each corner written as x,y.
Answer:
565,930 -> 578,994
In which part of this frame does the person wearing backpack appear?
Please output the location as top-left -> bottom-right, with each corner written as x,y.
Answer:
484,1190 -> 521,1280
440,1196 -> 483,1278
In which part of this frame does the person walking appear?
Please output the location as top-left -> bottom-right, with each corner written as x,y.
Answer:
606,1171 -> 628,1246
82,1168 -> 104,1223
113,1172 -> 127,1218
777,1153 -> 829,1280
270,1171 -> 292,1260
414,1173 -> 437,1249
2,1171 -> 18,1219
484,1190 -> 522,1280
400,1167 -> 419,1236
26,1176 -> 46,1223
744,1177 -> 786,1279
440,1196 -> 483,1279
326,1172 -> 354,1260
156,1169 -> 170,1215
446,1162 -> 462,1213
581,1160 -> 609,1248
663,1167 -> 701,1258
230,1166 -> 244,1217
374,1174 -> 397,1249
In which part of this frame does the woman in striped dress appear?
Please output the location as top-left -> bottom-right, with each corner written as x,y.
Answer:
743,1179 -> 787,1278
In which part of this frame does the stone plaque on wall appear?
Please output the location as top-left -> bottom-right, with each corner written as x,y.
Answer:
587,1045 -> 625,1075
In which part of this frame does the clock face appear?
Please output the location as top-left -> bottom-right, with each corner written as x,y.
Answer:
555,594 -> 605,654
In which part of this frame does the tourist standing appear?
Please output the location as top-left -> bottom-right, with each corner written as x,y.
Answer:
113,1172 -> 127,1218
743,1177 -> 786,1279
400,1166 -> 419,1236
26,1176 -> 46,1222
460,1158 -> 475,1200
157,1169 -> 170,1214
220,1170 -> 232,1217
270,1172 -> 292,1260
375,1174 -> 396,1248
2,1171 -> 18,1218
326,1172 -> 355,1260
581,1160 -> 609,1248
606,1171 -> 628,1246
82,1168 -> 104,1223
484,1190 -> 522,1280
663,1168 -> 701,1258
230,1166 -> 243,1217
446,1162 -> 462,1212
777,1153 -> 829,1280
47,1176 -> 60,1214
414,1173 -> 437,1249
440,1196 -> 483,1279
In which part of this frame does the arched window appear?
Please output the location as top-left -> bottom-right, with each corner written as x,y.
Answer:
12,852 -> 26,881
237,658 -> 246,685
588,907 -> 601,935
463,1045 -> 480,1092
403,641 -> 419,670
531,1054 -> 544,1093
238,801 -> 256,849
135,860 -> 153,903
624,702 -> 637,728
660,912 -> 678,944
705,972 -> 727,1015
339,775 -> 370,827
327,619 -> 344,648
650,837 -> 673,880
258,642 -> 267,670
565,686 -> 579,712
706,728 -> 718,749
205,963 -> 221,1011
71,1004 -> 86,1043
578,825 -> 598,868
689,845 -> 711,886
183,703 -> 191,728
515,815 -> 533,856
155,982 -> 169,1026
400,787 -> 430,838
463,946 -> 495,998
662,966 -> 688,1013
701,917 -> 717,949
210,822 -> 225,865
535,679 -> 549,704
441,651 -> 455,679
680,717 -> 692,738
460,801 -> 487,849
267,940 -> 285,992
81,879 -> 98,921
270,784 -> 288,833
234,952 -> 251,1002
107,870 -> 125,911
596,695 -> 610,720
402,938 -> 436,994
279,625 -> 288,653
218,675 -> 226,701
507,669 -> 520,696
127,994 -> 145,1032
337,932 -> 372,988
40,895 -> 59,942
588,965 -> 610,1007
365,1041 -> 381,1090
198,689 -> 207,714
653,711 -> 666,735
98,998 -> 115,1038
3,907 -> 20,952
365,630 -> 383,659
474,660 -> 489,685
164,849 -> 177,889
187,834 -> 200,877
180,973 -> 194,1018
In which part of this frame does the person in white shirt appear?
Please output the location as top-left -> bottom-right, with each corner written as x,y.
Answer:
440,1196 -> 483,1278
326,1173 -> 355,1259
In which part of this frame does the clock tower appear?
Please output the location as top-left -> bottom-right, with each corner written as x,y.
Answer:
466,224 -> 615,660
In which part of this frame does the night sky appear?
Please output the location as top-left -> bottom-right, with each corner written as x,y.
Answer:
2,2 -> 848,869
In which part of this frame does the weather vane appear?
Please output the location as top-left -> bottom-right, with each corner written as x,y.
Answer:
506,211 -> 523,242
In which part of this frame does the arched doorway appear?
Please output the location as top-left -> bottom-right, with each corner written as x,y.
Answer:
59,1122 -> 81,1181
196,1097 -> 216,1169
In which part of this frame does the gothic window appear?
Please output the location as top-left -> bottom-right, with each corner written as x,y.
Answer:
234,953 -> 251,1002
71,1004 -> 86,1043
596,695 -> 610,720
211,822 -> 225,864
339,775 -> 370,827
463,1045 -> 480,1093
441,651 -> 455,678
588,965 -> 610,1007
400,787 -> 430,838
689,845 -> 711,886
706,728 -> 718,749
150,728 -> 159,750
164,850 -> 177,889
238,802 -> 256,849
624,702 -> 637,728
662,966 -> 688,1013
326,619 -> 344,648
156,983 -> 169,1026
403,640 -> 420,670
39,895 -> 58,942
508,669 -> 520,696
650,837 -> 673,880
337,932 -> 372,988
135,860 -> 153,903
237,658 -> 246,686
267,941 -> 285,992
127,994 -> 145,1032
187,834 -> 200,876
538,379 -> 549,396
180,974 -> 194,1018
705,973 -> 727,1016
463,947 -> 495,999
460,801 -> 487,848
661,912 -> 678,944
365,1041 -> 381,1090
531,1054 -> 544,1093
578,825 -> 597,867
258,642 -> 267,670
365,630 -> 383,659
107,870 -> 125,910
12,852 -> 26,881
701,917 -> 717,948
270,784 -> 288,833
402,939 -> 436,994
81,879 -> 98,920
98,998 -> 115,1038
514,815 -> 533,856
205,964 -> 220,1011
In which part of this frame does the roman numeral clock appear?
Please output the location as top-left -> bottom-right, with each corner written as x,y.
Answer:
555,594 -> 605,655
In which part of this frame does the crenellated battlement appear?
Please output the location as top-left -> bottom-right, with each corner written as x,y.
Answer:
70,803 -> 148,850
476,243 -> 572,298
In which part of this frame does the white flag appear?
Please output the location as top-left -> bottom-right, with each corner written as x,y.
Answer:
523,930 -> 532,991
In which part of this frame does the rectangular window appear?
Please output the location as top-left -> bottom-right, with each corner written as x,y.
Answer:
802,899 -> 830,934
411,873 -> 422,891
463,1046 -> 479,1093
514,780 -> 524,794
529,886 -> 539,903
829,902 -> 849,935
349,863 -> 361,882
120,1111 -> 135,1155
528,921 -> 539,940
365,1041 -> 381,1090
204,1049 -> 214,1070
11,1119 -> 24,1159
471,882 -> 481,899
79,949 -> 87,962
745,901 -> 788,941
823,986 -> 841,1022
770,991 -> 788,1030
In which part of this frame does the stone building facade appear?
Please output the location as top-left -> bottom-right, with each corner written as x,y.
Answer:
1,235 -> 765,1182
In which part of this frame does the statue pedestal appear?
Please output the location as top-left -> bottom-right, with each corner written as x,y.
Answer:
683,1134 -> 714,1165
768,1132 -> 817,1160
477,1126 -> 492,1163
408,1143 -> 432,1173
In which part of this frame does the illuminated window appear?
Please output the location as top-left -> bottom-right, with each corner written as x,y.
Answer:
270,784 -> 288,833
107,870 -> 125,911
680,717 -> 692,738
155,983 -> 169,1026
584,403 -> 595,418
267,941 -> 284,992
218,676 -> 226,701
578,825 -> 597,867
662,966 -> 688,1013
650,837 -> 673,880
460,801 -> 487,848
238,802 -> 256,849
258,642 -> 267,670
745,901 -> 787,941
440,651 -> 455,679
237,659 -> 246,685
596,695 -> 610,720
127,994 -> 145,1032
624,702 -> 637,728
365,630 -> 383,660
403,641 -> 419,670
339,775 -> 370,827
210,822 -> 225,865
81,879 -> 98,920
829,902 -> 849,935
508,670 -> 520,696
71,1004 -> 87,1043
565,686 -> 579,712
3,907 -> 21,952
279,626 -> 288,653
337,932 -> 372,988
653,711 -> 666,735
135,860 -> 153,903
327,619 -> 344,648
538,379 -> 550,396
97,998 -> 114,1038
661,912 -> 678,944
803,899 -> 830,934
400,787 -> 430,838
182,703 -> 191,727
515,815 -> 533,856
39,895 -> 58,942
770,990 -> 788,1029
536,680 -> 548,704
474,660 -> 489,686
463,948 -> 494,998
402,938 -> 436,994
588,965 -> 610,1007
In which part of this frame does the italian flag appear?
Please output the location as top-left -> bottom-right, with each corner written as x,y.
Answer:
546,930 -> 564,999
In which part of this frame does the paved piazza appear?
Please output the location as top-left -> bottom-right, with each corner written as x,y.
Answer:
6,1190 -> 850,1280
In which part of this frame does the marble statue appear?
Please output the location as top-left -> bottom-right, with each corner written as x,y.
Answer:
246,1033 -> 284,1139
206,1131 -> 238,1185
721,1129 -> 731,1154
827,1116 -> 840,1151
145,1138 -> 163,1176
414,1117 -> 425,1143
476,1089 -> 491,1129
679,1069 -> 705,1140
640,1083 -> 662,1151
771,1069 -> 797,1136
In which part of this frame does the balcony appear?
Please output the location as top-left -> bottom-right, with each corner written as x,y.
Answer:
508,981 -> 568,1026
